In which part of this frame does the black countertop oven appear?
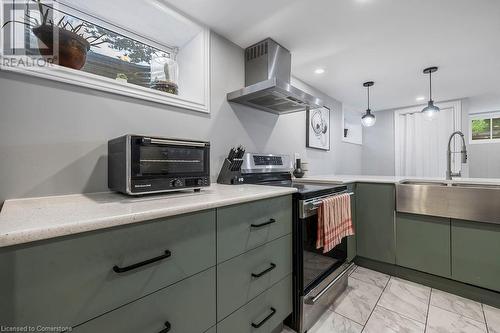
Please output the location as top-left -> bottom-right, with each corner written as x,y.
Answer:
108,135 -> 210,195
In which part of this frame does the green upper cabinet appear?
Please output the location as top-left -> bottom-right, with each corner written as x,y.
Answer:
451,219 -> 500,292
396,213 -> 451,278
346,183 -> 357,262
356,183 -> 396,264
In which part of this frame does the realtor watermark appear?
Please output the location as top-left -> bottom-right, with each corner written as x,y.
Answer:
1,0 -> 58,68
0,326 -> 72,332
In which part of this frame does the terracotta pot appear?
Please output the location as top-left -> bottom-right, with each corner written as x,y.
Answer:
32,25 -> 90,70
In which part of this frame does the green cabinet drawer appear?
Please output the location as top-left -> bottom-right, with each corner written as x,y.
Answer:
0,210 -> 216,327
217,195 -> 292,263
356,183 -> 396,264
72,267 -> 216,333
217,234 -> 292,321
451,219 -> 500,292
396,213 -> 451,278
217,275 -> 292,333
346,183 -> 357,262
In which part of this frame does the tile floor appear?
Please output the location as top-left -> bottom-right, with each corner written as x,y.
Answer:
282,266 -> 500,333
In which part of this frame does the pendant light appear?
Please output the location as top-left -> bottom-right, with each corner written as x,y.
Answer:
361,81 -> 376,127
421,66 -> 440,119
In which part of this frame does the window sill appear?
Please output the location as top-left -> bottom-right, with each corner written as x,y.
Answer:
0,56 -> 210,113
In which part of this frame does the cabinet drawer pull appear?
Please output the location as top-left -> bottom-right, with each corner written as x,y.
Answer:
250,218 -> 276,228
251,307 -> 276,328
251,263 -> 276,278
158,321 -> 171,333
113,250 -> 172,273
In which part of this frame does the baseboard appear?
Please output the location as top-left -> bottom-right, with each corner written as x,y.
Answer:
354,256 -> 500,309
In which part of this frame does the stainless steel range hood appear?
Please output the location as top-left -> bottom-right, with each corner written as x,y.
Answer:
227,38 -> 323,114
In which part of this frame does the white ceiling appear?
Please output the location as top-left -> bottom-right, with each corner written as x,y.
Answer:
162,0 -> 500,111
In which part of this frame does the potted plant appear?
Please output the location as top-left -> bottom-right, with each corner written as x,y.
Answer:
2,0 -> 106,70
115,73 -> 128,83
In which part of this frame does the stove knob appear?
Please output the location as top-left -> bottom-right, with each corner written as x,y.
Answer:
172,179 -> 183,188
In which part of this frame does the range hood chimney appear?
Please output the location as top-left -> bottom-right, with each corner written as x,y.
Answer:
227,38 -> 323,114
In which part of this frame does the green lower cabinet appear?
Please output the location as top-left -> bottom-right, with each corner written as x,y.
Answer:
72,267 -> 216,333
451,219 -> 500,292
356,183 -> 396,264
217,195 -> 292,263
217,235 -> 292,321
346,183 -> 357,262
0,210 -> 216,327
217,276 -> 292,333
396,213 -> 451,278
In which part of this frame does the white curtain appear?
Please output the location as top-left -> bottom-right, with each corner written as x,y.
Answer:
396,108 -> 457,178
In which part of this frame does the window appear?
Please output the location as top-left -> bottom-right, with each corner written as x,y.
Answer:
0,0 -> 210,113
493,118 -> 500,139
469,112 -> 500,143
471,119 -> 491,140
20,4 -> 179,92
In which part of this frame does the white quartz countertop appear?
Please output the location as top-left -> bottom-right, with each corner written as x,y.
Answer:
296,174 -> 500,185
0,184 -> 296,248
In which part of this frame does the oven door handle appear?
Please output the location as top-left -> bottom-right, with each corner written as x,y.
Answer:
307,262 -> 355,305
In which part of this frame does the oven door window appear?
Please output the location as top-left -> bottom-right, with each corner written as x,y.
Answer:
132,144 -> 207,177
302,215 -> 347,293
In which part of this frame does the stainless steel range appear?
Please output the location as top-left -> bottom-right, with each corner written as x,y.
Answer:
240,153 -> 355,333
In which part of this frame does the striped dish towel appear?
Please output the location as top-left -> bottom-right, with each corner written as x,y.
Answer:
316,193 -> 354,253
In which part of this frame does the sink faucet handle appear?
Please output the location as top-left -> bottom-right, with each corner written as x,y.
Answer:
461,151 -> 468,164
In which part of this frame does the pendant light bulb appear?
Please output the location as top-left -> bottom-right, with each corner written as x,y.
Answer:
361,81 -> 376,127
362,110 -> 376,127
421,67 -> 440,119
422,100 -> 440,119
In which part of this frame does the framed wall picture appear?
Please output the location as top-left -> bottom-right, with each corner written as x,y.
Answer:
306,106 -> 331,151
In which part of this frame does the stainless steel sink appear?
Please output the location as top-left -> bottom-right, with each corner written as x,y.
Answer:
397,181 -> 500,224
399,181 -> 449,186
451,182 -> 500,189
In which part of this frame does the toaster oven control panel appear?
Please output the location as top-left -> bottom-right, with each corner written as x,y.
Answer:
130,177 -> 210,194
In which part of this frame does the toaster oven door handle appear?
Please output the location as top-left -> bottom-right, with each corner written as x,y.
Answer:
307,262 -> 355,304
146,138 -> 207,147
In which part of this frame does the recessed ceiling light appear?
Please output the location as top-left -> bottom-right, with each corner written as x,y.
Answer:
314,68 -> 325,74
416,96 -> 426,101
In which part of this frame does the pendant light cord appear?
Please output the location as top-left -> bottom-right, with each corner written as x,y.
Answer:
429,71 -> 432,101
367,85 -> 370,110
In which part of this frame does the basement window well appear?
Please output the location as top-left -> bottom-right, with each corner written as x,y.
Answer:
0,0 -> 210,113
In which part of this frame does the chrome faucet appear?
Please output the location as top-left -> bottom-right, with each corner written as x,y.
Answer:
446,131 -> 467,180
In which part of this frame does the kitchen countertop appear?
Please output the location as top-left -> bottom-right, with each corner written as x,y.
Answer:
0,184 -> 297,248
295,174 -> 500,185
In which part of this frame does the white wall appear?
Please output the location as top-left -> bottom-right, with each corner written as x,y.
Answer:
361,95 -> 500,178
361,109 -> 395,176
463,93 -> 500,178
0,33 -> 361,204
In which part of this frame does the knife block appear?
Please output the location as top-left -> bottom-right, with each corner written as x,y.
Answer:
217,158 -> 244,185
